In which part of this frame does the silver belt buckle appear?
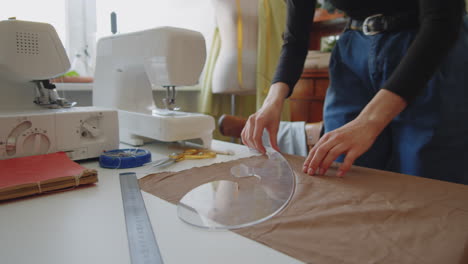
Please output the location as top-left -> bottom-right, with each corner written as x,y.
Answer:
363,14 -> 384,35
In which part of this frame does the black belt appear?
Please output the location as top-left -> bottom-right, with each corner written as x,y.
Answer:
346,13 -> 419,35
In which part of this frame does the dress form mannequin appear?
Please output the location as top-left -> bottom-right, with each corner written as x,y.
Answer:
211,0 -> 258,95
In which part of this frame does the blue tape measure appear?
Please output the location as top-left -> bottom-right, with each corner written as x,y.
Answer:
99,149 -> 151,169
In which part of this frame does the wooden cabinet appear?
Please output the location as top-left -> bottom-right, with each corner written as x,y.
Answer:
289,9 -> 346,123
308,9 -> 346,50
289,68 -> 329,123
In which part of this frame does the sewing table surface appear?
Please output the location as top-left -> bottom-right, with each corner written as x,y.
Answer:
0,140 -> 302,264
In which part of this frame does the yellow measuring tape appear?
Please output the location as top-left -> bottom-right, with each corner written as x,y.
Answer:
236,0 -> 244,90
236,0 -> 273,94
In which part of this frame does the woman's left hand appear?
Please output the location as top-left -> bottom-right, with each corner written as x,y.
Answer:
303,89 -> 408,177
302,118 -> 382,177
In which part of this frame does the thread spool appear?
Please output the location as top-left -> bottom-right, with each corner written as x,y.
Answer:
99,148 -> 151,169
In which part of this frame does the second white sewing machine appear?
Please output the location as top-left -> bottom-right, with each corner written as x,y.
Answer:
93,27 -> 215,148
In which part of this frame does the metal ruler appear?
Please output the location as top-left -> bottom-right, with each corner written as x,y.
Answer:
119,172 -> 164,264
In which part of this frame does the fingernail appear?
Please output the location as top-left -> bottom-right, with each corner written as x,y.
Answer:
337,170 -> 344,177
303,166 -> 308,173
319,168 -> 325,176
307,168 -> 315,175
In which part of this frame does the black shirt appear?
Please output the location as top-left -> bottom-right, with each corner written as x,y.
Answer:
272,0 -> 466,103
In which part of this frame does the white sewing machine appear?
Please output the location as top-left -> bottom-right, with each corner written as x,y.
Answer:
0,19 -> 119,160
93,27 -> 215,147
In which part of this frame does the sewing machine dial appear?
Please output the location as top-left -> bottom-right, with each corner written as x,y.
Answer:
5,120 -> 51,157
79,115 -> 102,138
22,129 -> 51,155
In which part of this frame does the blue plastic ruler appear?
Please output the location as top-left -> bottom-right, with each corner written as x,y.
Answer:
119,172 -> 164,264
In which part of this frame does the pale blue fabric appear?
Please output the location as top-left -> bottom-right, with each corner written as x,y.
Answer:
262,121 -> 308,157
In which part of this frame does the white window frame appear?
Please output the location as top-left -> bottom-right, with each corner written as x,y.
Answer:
65,0 -> 97,77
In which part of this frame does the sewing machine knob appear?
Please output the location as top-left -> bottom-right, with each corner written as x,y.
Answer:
81,122 -> 101,138
22,133 -> 50,155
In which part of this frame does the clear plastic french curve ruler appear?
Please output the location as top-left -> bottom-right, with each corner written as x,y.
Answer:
119,172 -> 164,264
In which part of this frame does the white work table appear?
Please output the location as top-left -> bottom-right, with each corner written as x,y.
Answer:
0,140 -> 302,264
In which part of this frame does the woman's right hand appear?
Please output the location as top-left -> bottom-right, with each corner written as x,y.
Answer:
241,82 -> 289,154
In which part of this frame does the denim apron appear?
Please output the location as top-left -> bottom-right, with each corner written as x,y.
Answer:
324,15 -> 468,184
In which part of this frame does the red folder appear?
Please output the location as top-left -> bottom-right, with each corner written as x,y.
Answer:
0,152 -> 98,201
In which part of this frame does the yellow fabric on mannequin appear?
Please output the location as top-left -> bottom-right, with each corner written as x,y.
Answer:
198,0 -> 288,141
256,0 -> 289,120
236,0 -> 244,90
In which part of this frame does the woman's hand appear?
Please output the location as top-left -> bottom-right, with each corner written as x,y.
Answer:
302,118 -> 381,177
303,89 -> 408,177
241,82 -> 289,153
